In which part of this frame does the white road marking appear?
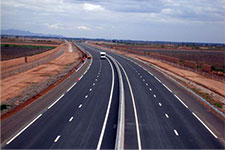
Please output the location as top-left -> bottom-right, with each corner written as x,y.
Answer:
97,75 -> 99,78
163,84 -> 172,93
154,94 -> 156,98
174,129 -> 179,136
140,76 -> 142,78
85,95 -> 88,98
138,73 -> 140,75
54,135 -> 61,143
67,85 -> 74,92
192,112 -> 218,138
80,75 -> 83,80
154,76 -> 161,83
95,79 -> 98,81
69,117 -> 74,122
97,57 -> 115,150
165,114 -> 169,118
143,79 -> 145,81
116,60 -> 142,150
149,88 -> 152,91
93,83 -> 95,86
48,94 -> 65,109
174,95 -> 188,108
89,88 -> 92,92
148,71 -> 153,76
79,104 -> 82,108
159,103 -> 162,106
6,114 -> 42,144
146,83 -> 148,86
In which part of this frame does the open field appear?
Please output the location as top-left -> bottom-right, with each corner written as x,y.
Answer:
1,44 -> 56,61
98,43 -> 225,73
1,41 -> 81,114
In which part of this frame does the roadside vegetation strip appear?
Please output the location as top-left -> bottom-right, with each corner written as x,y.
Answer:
97,57 -> 115,150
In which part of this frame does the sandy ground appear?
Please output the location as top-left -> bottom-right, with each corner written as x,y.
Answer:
1,42 -> 80,103
88,42 -> 225,110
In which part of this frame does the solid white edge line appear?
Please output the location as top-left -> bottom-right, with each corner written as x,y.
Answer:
6,114 -> 42,145
116,59 -> 142,150
174,95 -> 188,108
174,129 -> 179,136
154,76 -> 161,83
54,135 -> 61,143
97,57 -> 115,150
67,85 -> 74,92
192,112 -> 218,138
48,94 -> 65,109
163,84 -> 172,93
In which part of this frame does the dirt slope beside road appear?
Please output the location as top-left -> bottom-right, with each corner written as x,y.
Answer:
1,42 -> 81,114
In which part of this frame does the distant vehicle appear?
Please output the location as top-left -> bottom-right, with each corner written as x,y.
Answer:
87,55 -> 91,59
100,52 -> 106,59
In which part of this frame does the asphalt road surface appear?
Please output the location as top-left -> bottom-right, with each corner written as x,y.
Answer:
2,42 -> 224,149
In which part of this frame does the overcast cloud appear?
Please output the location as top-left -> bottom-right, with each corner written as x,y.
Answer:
1,0 -> 225,43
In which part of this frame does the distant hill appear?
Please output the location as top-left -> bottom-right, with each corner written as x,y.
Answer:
1,29 -> 64,38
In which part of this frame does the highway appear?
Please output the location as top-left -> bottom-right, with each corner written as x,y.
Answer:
2,42 -> 224,149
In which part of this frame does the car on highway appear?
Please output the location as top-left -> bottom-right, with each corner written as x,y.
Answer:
87,55 -> 91,59
100,52 -> 106,59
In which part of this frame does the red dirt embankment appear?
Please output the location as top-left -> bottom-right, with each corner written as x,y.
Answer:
1,42 -> 80,104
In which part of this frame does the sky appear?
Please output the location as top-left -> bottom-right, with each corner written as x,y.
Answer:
1,0 -> 225,43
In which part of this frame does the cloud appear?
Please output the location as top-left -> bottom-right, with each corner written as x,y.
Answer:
83,3 -> 104,11
77,25 -> 91,30
46,23 -> 64,29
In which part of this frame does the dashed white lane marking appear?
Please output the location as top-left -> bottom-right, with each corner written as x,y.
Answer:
138,73 -> 140,75
6,114 -> 42,144
48,94 -> 65,109
165,114 -> 169,118
174,129 -> 179,136
69,117 -> 74,122
192,112 -> 218,138
85,95 -> 88,98
95,79 -> 98,81
143,79 -> 145,81
140,76 -> 142,78
54,135 -> 61,143
154,76 -> 162,83
153,94 -> 156,98
163,84 -> 172,93
159,103 -> 162,106
146,83 -> 148,86
89,88 -> 92,92
97,75 -> 99,78
149,88 -> 152,91
79,104 -> 82,108
174,95 -> 188,108
93,83 -> 95,86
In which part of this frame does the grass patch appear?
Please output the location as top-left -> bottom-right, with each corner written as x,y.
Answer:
191,88 -> 223,109
1,44 -> 56,49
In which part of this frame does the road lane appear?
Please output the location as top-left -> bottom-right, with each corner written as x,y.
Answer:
3,44 -> 118,149
83,43 -> 224,149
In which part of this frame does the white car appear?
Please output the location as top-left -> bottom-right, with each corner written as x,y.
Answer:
100,52 -> 106,59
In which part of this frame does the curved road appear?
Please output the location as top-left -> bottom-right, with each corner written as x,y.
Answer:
2,42 -> 224,149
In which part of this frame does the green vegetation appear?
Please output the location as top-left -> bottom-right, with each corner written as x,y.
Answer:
191,88 -> 223,109
211,66 -> 225,73
1,44 -> 56,49
196,65 -> 202,69
1,104 -> 9,110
